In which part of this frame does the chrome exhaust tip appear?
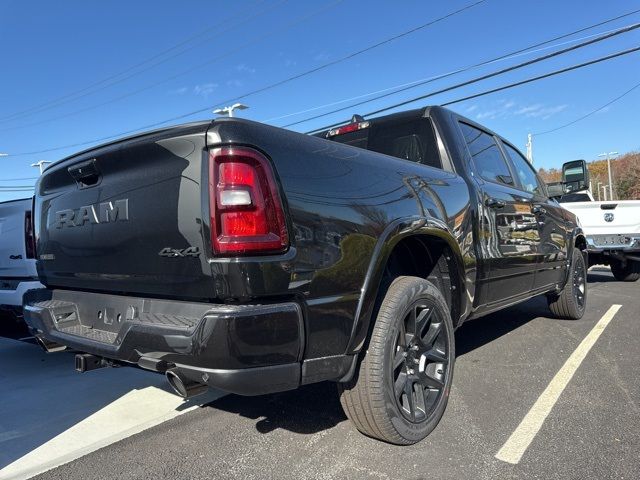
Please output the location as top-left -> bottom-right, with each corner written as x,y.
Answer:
166,368 -> 208,399
35,336 -> 67,353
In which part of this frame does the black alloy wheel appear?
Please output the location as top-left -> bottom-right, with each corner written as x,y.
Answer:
547,247 -> 587,320
392,301 -> 449,423
572,254 -> 586,310
338,276 -> 455,445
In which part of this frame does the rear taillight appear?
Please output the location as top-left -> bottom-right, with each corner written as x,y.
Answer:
25,210 -> 36,259
209,146 -> 288,255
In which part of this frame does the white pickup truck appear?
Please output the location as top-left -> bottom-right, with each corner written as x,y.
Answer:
0,198 -> 43,321
553,161 -> 640,282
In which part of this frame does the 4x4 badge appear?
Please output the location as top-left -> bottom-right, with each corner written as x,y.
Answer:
158,247 -> 200,258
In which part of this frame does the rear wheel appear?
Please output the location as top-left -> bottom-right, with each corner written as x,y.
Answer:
610,259 -> 640,282
338,276 -> 455,445
547,247 -> 587,319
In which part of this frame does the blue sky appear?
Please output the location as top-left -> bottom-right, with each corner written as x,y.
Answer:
1,0 -> 639,202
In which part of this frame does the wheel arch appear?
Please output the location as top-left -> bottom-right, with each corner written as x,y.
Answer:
345,216 -> 472,355
572,227 -> 588,267
557,227 -> 588,292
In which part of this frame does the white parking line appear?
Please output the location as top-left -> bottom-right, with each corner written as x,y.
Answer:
495,304 -> 622,465
0,338 -> 223,480
0,386 -> 222,480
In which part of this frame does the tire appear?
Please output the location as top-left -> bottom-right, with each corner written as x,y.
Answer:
547,247 -> 587,319
610,259 -> 640,282
338,276 -> 455,445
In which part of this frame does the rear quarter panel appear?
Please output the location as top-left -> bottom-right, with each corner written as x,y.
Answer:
207,119 -> 474,358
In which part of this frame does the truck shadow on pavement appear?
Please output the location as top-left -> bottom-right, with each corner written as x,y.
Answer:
207,380 -> 348,435
587,268 -> 616,284
455,295 -> 548,357
206,294 -> 557,436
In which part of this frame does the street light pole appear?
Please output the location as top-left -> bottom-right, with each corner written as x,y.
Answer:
31,160 -> 52,174
213,103 -> 249,118
598,151 -> 618,201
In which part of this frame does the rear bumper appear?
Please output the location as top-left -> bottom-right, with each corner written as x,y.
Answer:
586,234 -> 640,253
23,289 -> 304,395
0,279 -> 43,309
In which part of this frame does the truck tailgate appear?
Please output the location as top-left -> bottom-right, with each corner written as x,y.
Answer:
563,200 -> 640,235
35,128 -> 213,299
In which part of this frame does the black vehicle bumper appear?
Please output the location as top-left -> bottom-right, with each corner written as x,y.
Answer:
23,289 -> 304,395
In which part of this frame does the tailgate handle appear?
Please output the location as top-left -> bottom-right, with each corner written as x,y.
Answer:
68,159 -> 101,188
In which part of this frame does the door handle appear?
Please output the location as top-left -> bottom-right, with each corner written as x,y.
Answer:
532,205 -> 547,215
485,197 -> 506,209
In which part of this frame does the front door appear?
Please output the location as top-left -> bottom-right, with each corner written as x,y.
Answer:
500,140 -> 567,290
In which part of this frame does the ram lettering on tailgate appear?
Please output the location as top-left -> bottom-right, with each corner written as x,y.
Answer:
54,199 -> 129,229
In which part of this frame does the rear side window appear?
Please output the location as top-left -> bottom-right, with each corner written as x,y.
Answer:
459,122 -> 513,186
328,119 -> 442,169
502,142 -> 545,196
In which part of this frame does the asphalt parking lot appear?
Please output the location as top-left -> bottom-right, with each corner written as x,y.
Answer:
1,267 -> 638,480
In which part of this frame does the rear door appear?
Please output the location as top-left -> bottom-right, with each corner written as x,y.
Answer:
458,122 -> 538,303
500,140 -> 568,290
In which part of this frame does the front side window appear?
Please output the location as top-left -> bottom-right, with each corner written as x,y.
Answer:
459,122 -> 513,186
502,142 -> 544,196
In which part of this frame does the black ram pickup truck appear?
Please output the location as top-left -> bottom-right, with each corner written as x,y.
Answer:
24,106 -> 587,444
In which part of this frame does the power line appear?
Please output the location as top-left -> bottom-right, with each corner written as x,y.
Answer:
0,0 -> 338,132
268,8 -> 640,126
6,48 -> 639,160
3,1 -> 487,156
0,0 -> 483,134
0,0 -> 275,123
532,79 -> 640,135
440,46 -> 640,106
262,28 -> 613,124
303,22 -> 640,133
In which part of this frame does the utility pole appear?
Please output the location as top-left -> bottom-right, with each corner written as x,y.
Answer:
213,103 -> 249,118
526,133 -> 533,163
31,160 -> 52,174
598,151 -> 618,201
597,181 -> 602,201
601,184 -> 608,202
